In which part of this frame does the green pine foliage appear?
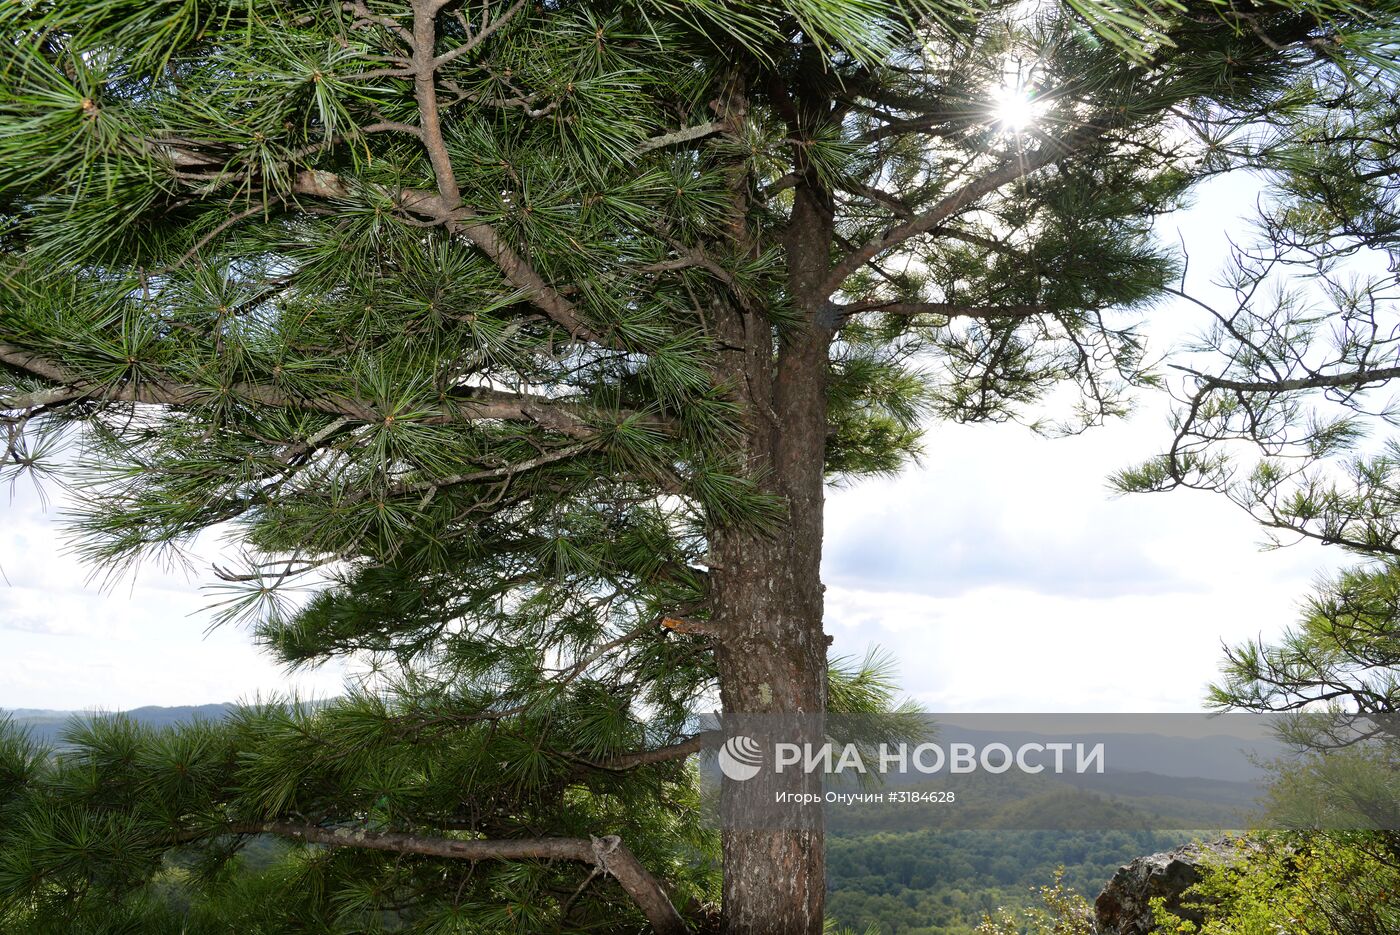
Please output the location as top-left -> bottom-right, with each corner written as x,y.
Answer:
1025,20 -> 1400,935
1212,562 -> 1400,713
0,654 -> 909,931
1111,49 -> 1400,557
0,697 -> 717,932
1148,834 -> 1400,935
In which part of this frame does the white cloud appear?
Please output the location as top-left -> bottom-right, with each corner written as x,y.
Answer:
826,577 -> 1320,713
820,349 -> 1343,709
0,482 -> 344,710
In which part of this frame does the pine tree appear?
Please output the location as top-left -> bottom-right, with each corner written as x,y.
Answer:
1111,35 -> 1400,719
1114,25 -> 1400,871
1,1 -> 1394,932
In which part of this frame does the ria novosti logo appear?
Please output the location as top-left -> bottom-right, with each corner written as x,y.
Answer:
714,736 -> 1106,781
718,735 -> 764,781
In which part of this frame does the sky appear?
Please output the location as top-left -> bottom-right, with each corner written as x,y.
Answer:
0,176 -> 1348,714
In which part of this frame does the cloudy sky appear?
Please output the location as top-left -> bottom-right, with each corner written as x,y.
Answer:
0,176 -> 1344,714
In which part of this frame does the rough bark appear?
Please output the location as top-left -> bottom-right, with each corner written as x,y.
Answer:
709,76 -> 837,927
711,362 -> 830,934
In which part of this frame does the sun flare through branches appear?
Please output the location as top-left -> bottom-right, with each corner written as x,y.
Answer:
990,79 -> 1044,134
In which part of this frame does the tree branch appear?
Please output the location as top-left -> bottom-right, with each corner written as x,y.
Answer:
635,120 -> 730,155
1180,364 -> 1400,394
433,0 -> 529,69
344,0 -> 415,47
156,153 -> 613,348
821,123 -> 1111,300
836,181 -> 913,219
412,0 -> 461,208
453,210 -> 613,344
600,730 -> 718,770
0,343 -> 633,437
407,1 -> 616,348
249,822 -> 688,934
659,615 -> 725,638
394,442 -> 594,494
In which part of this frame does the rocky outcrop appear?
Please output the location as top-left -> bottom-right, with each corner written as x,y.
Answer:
1095,838 -> 1253,934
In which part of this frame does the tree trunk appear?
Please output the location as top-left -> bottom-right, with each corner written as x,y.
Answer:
707,62 -> 836,927
712,321 -> 831,934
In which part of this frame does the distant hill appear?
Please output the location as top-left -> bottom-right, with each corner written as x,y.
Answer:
1,703 -> 237,746
931,723 -> 1283,783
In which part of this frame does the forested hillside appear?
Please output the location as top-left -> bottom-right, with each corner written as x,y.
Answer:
827,830 -> 1191,935
1,706 -> 235,745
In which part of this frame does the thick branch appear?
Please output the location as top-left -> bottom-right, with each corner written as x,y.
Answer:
822,124 -> 1109,299
0,343 -> 627,437
410,4 -> 618,352
659,615 -> 725,638
412,0 -> 462,208
160,155 -> 612,348
252,822 -> 687,934
635,120 -> 730,155
1184,364 -> 1400,394
602,730 -> 717,770
454,209 -> 612,344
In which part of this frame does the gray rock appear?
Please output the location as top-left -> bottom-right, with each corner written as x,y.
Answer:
1095,838 -> 1253,934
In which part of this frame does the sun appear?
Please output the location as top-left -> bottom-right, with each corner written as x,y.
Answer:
991,81 -> 1042,134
